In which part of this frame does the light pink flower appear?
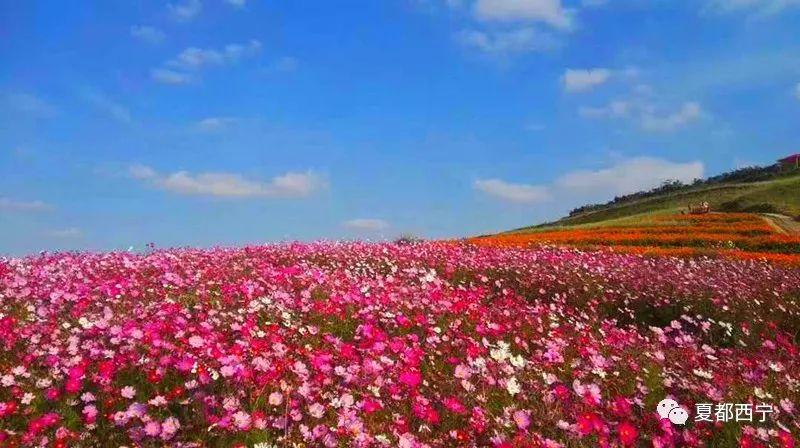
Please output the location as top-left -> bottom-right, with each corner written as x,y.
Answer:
120,386 -> 136,399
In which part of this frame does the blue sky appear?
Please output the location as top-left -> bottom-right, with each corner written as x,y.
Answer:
1,0 -> 799,254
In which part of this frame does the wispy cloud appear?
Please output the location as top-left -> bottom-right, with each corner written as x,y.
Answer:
473,0 -> 574,29
152,40 -> 261,85
579,100 -> 631,118
795,82 -> 800,100
130,25 -> 166,44
0,197 -> 52,212
474,179 -> 552,203
705,0 -> 800,16
224,0 -> 247,7
168,0 -> 202,21
476,157 -> 705,206
641,102 -> 703,132
151,68 -> 193,85
129,165 -> 327,198
84,91 -> 132,124
343,218 -> 390,231
167,40 -> 262,70
193,117 -> 238,132
456,27 -> 560,55
579,92 -> 704,133
555,157 -> 705,195
5,92 -> 57,118
562,68 -> 613,93
46,227 -> 83,239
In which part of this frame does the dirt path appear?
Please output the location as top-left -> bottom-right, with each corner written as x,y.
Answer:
762,213 -> 800,235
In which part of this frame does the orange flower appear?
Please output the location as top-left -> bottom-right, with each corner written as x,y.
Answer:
470,213 -> 800,266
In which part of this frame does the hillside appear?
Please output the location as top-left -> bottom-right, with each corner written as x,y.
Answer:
514,173 -> 800,232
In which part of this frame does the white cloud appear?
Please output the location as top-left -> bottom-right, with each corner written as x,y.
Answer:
579,99 -> 703,132
562,68 -> 612,92
556,157 -> 705,195
705,0 -> 800,15
151,68 -> 193,85
641,102 -> 702,132
130,165 -> 326,198
5,92 -> 57,117
194,117 -> 238,132
343,219 -> 390,231
130,25 -> 165,44
129,164 -> 157,180
168,0 -> 202,21
474,179 -> 551,203
0,197 -> 51,212
473,0 -> 574,29
152,40 -> 260,85
46,228 -> 82,239
84,92 -> 132,124
456,27 -> 559,54
579,100 -> 630,118
168,40 -> 261,70
475,157 -> 705,207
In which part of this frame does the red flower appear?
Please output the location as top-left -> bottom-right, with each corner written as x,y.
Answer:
612,396 -> 632,417
618,421 -> 638,446
577,412 -> 601,436
778,431 -> 795,448
553,384 -> 570,401
362,399 -> 382,414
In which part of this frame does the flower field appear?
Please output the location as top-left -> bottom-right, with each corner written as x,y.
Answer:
1,242 -> 799,447
472,213 -> 800,266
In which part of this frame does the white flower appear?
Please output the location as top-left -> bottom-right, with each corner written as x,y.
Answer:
692,369 -> 713,380
21,393 -> 35,405
490,342 -> 511,362
506,376 -> 521,396
509,354 -> 526,368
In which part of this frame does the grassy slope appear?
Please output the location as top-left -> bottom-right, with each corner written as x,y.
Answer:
511,174 -> 800,232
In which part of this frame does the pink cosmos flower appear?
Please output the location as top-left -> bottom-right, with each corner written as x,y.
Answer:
143,421 -> 161,437
513,410 -> 530,430
82,405 -> 98,424
188,335 -> 204,348
232,411 -> 251,430
443,397 -> 467,415
269,391 -> 283,406
399,370 -> 422,388
309,403 -> 325,419
454,364 -> 471,379
120,386 -> 136,399
160,417 -> 180,440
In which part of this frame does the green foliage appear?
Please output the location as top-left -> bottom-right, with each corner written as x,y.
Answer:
516,174 -> 800,230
